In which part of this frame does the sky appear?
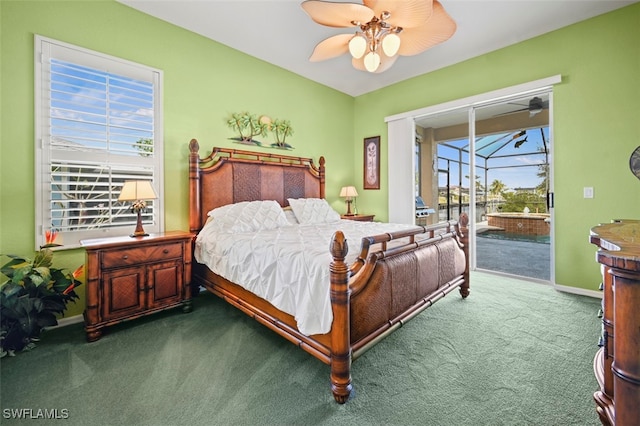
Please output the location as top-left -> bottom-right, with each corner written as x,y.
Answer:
437,127 -> 549,191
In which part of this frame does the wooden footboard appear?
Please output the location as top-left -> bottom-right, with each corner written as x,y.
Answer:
188,141 -> 470,403
328,214 -> 469,403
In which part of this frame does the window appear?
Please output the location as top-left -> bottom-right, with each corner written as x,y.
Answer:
35,36 -> 164,248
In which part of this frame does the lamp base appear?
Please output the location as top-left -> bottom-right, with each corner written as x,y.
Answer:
130,210 -> 148,238
130,232 -> 149,238
345,199 -> 354,216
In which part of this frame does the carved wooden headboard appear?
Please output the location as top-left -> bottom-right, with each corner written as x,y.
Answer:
188,139 -> 326,233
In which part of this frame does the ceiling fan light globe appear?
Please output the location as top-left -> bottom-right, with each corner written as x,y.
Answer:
364,51 -> 380,72
348,35 -> 367,59
381,33 -> 401,57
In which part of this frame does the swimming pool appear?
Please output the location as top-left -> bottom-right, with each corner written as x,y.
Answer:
477,230 -> 550,244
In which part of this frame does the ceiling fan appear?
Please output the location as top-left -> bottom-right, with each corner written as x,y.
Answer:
301,0 -> 456,73
502,97 -> 550,117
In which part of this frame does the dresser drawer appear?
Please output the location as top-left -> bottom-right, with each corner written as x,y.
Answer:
101,242 -> 183,268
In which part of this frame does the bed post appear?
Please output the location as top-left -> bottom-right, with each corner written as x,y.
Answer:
329,231 -> 352,403
188,139 -> 202,233
318,156 -> 326,199
458,212 -> 470,298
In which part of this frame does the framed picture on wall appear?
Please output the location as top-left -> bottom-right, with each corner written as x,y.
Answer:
363,136 -> 380,190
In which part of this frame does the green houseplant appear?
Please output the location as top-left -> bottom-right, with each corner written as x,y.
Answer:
0,230 -> 83,357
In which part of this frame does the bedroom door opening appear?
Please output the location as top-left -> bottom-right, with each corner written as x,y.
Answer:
413,92 -> 554,283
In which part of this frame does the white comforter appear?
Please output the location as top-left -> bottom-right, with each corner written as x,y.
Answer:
195,220 -> 417,335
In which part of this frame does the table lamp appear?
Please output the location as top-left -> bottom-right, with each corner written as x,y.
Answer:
118,180 -> 157,237
339,186 -> 358,216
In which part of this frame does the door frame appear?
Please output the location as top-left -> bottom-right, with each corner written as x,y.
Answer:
386,75 -> 560,283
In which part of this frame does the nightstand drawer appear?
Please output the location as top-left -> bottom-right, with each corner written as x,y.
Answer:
101,242 -> 183,268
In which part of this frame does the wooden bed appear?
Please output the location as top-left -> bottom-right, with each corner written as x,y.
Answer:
188,140 -> 470,403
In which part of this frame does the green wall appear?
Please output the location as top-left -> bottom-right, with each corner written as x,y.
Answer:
0,0 -> 354,317
1,0 -> 639,320
352,3 -> 640,292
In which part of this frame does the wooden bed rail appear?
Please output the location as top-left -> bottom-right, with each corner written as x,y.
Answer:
349,219 -> 463,277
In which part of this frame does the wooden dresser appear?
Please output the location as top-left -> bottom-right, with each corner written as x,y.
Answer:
81,231 -> 193,342
589,220 -> 640,426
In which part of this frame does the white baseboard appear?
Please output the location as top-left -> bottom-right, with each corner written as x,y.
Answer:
47,314 -> 84,329
553,283 -> 602,299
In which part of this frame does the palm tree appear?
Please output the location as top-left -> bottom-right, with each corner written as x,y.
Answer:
488,179 -> 507,212
489,179 -> 506,195
269,119 -> 294,149
226,112 -> 268,145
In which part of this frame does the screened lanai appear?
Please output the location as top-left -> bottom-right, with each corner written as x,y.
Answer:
436,126 -> 550,222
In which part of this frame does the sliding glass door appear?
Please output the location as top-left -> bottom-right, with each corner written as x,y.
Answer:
413,93 -> 553,282
472,94 -> 552,281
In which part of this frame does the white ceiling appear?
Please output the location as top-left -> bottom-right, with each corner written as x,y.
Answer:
117,0 -> 636,97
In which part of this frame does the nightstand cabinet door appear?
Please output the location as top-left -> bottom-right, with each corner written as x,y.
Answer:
81,231 -> 193,342
102,266 -> 146,322
148,260 -> 183,308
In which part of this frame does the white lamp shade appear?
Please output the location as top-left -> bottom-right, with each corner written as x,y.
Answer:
340,186 -> 359,198
348,35 -> 367,59
381,33 -> 401,57
118,180 -> 157,201
363,51 -> 381,72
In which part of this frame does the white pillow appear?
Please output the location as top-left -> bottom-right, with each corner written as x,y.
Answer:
206,200 -> 289,232
283,207 -> 299,225
287,198 -> 341,224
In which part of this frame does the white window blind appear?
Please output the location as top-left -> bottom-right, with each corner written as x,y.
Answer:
35,36 -> 164,248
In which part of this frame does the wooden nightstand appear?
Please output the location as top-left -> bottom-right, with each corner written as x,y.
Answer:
81,231 -> 193,342
341,214 -> 375,222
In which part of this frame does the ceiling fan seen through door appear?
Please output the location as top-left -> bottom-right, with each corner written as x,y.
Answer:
301,0 -> 456,73
494,96 -> 550,118
514,97 -> 549,116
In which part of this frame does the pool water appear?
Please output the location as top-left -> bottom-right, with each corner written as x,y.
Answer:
477,230 -> 550,244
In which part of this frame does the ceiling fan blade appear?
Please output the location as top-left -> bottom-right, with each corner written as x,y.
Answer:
493,107 -> 529,117
309,34 -> 353,62
396,1 -> 456,56
352,56 -> 366,71
352,51 -> 398,73
363,0 -> 433,28
508,98 -> 549,109
374,54 -> 399,73
301,1 -> 374,28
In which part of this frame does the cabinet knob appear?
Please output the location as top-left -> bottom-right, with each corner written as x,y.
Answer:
163,249 -> 169,254
122,255 -> 128,260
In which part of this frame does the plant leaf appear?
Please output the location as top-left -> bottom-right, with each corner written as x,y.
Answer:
33,249 -> 53,268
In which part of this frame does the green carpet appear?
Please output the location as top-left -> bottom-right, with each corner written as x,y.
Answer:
1,272 -> 601,425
